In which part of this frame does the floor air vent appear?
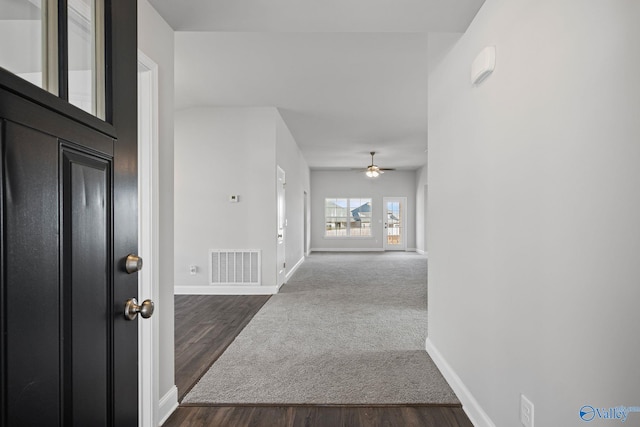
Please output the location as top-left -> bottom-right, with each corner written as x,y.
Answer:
209,250 -> 261,285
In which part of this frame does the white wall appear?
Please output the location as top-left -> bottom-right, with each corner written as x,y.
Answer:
174,107 -> 310,291
276,112 -> 311,275
174,107 -> 276,288
310,170 -> 417,251
137,0 -> 176,416
427,1 -> 640,426
414,32 -> 463,256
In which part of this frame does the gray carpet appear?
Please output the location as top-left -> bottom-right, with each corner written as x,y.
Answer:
183,252 -> 459,405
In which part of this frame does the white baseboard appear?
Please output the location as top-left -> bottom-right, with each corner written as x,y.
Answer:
158,385 -> 178,427
426,338 -> 496,427
310,247 -> 384,252
174,285 -> 280,295
285,256 -> 305,282
406,248 -> 417,252
416,249 -> 428,258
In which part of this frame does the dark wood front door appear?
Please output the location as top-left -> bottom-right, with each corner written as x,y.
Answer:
0,1 -> 138,425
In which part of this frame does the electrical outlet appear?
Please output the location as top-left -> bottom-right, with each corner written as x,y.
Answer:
520,394 -> 534,427
189,265 -> 197,275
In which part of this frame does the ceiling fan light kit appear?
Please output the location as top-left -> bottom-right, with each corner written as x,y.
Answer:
366,169 -> 379,178
359,151 -> 394,178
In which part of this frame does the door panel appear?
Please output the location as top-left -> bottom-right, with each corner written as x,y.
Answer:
1,111 -> 139,426
3,121 -> 61,425
2,121 -> 118,426
62,148 -> 112,425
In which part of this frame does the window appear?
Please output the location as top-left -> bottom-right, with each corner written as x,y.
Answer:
325,198 -> 372,238
0,0 -> 105,118
0,0 -> 53,91
68,0 -> 105,117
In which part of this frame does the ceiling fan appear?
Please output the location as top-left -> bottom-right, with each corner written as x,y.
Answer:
353,151 -> 395,178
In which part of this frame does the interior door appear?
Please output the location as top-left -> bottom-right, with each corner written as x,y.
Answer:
0,0 -> 140,425
277,166 -> 286,286
383,197 -> 407,251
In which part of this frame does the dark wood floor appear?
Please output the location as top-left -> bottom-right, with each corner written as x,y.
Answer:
165,295 -> 473,427
165,406 -> 473,427
174,294 -> 271,400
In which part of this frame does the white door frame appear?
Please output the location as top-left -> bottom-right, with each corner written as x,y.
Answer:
277,166 -> 286,287
383,196 -> 407,251
304,190 -> 310,257
137,50 -> 159,427
423,185 -> 428,256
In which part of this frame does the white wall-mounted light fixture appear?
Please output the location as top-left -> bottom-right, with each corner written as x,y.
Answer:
471,46 -> 496,85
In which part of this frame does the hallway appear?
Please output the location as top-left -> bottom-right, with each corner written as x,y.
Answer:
165,253 -> 472,426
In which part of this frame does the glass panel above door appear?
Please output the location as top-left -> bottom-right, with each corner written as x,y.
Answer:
68,0 -> 104,118
0,0 -> 53,91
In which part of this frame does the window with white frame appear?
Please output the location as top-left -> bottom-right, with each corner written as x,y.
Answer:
325,198 -> 372,237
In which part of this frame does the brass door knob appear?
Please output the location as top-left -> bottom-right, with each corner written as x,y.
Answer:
124,298 -> 154,320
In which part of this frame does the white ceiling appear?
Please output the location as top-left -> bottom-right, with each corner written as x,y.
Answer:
150,0 -> 485,170
148,0 -> 484,33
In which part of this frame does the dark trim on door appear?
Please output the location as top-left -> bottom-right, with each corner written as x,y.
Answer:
0,119 -> 5,425
0,69 -> 116,139
58,0 -> 69,101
